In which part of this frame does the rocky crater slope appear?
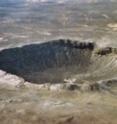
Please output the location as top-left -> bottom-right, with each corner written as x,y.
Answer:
0,39 -> 117,92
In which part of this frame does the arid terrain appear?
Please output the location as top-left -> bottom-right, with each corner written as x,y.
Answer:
0,0 -> 117,124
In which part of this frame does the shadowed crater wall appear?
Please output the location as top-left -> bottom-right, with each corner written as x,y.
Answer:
0,39 -> 95,84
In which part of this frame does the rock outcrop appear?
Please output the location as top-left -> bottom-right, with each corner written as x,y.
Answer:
0,70 -> 24,89
94,47 -> 117,55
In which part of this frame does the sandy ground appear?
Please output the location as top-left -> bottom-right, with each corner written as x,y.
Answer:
0,87 -> 117,124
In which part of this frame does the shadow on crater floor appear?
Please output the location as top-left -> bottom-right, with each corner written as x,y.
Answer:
0,39 -> 95,84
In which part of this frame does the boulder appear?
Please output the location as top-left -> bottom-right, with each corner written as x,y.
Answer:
90,83 -> 100,91
0,70 -> 6,77
65,83 -> 80,91
81,83 -> 91,92
24,82 -> 50,90
0,71 -> 24,89
49,84 -> 64,91
95,47 -> 112,55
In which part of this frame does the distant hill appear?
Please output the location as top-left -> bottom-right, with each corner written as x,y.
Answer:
26,0 -> 117,3
0,0 -> 117,8
0,0 -> 117,4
